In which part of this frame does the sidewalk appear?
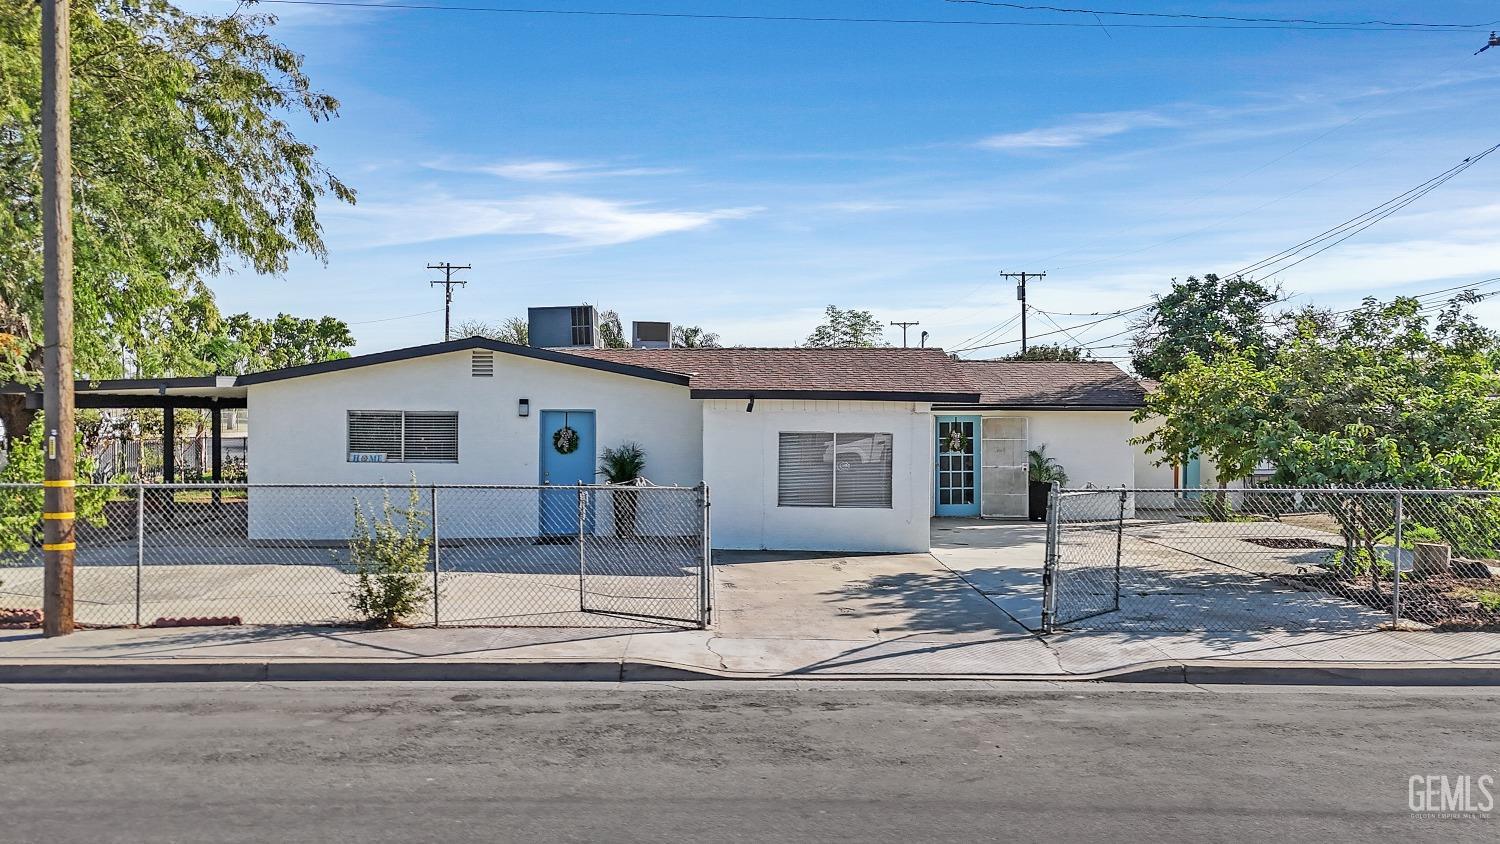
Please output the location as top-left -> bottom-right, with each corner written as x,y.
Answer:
3,541 -> 1498,683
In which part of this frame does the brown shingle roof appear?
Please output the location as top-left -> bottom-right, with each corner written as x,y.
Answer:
951,360 -> 1146,408
563,347 -> 981,402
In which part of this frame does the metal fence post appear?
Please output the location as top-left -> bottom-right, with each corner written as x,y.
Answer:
1391,491 -> 1404,627
698,482 -> 712,629
135,483 -> 144,627
1041,481 -> 1060,634
430,486 -> 440,627
1115,485 -> 1126,612
577,484 -> 587,612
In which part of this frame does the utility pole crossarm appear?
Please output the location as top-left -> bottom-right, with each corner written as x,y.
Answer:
889,320 -> 921,348
427,262 -> 471,341
999,271 -> 1046,354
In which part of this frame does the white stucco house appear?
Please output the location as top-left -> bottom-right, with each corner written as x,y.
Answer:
28,306 -> 1197,553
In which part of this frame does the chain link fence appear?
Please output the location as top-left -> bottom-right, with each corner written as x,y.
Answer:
0,483 -> 710,629
1042,487 -> 1500,633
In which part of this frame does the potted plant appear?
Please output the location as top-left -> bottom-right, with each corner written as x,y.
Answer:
1027,445 -> 1069,521
599,441 -> 647,538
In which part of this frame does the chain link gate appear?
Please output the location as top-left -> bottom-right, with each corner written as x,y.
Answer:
1042,486 -> 1500,634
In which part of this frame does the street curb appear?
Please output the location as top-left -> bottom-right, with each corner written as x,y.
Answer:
0,659 -> 727,683
1,658 -> 1499,684
1093,661 -> 1500,686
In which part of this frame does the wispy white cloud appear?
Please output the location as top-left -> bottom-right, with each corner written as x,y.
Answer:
337,194 -> 759,248
425,158 -> 684,181
977,110 -> 1179,151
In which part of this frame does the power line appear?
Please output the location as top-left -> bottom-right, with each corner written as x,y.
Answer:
348,308 -> 445,325
938,1 -> 1497,29
955,142 -> 1500,352
228,1 -> 1492,32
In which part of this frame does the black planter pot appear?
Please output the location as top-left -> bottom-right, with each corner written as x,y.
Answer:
1028,481 -> 1051,522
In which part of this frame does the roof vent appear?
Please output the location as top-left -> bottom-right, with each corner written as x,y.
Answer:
471,350 -> 494,377
632,320 -> 672,349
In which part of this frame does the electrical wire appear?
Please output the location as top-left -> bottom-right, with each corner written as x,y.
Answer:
938,1 -> 1497,29
228,1 -> 1493,32
348,308 -> 444,324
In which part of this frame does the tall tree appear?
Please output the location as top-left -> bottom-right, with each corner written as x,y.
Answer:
0,1 -> 354,444
804,306 -> 887,348
671,325 -> 720,348
1130,274 -> 1280,380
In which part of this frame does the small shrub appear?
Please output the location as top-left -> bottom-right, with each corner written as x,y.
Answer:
348,486 -> 432,627
1470,590 -> 1500,613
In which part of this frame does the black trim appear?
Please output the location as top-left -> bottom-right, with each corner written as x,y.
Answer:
235,337 -> 692,387
693,389 -> 981,403
19,393 -> 247,410
0,376 -> 237,394
931,403 -> 1143,411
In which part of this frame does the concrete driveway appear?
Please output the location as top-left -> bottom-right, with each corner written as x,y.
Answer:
709,540 -> 1059,675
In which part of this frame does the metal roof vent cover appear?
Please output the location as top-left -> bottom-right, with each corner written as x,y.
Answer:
471,350 -> 495,377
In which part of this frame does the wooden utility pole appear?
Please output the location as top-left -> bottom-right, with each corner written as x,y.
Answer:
41,0 -> 76,636
889,321 -> 920,348
427,262 -> 470,341
999,271 -> 1045,354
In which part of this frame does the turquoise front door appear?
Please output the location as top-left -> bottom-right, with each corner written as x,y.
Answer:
539,409 -> 597,537
1183,455 -> 1203,500
934,415 -> 981,516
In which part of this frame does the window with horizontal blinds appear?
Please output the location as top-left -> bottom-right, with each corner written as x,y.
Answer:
833,433 -> 893,508
348,411 -> 402,461
402,412 -> 460,462
347,411 -> 458,463
777,432 -> 893,509
778,433 -> 835,506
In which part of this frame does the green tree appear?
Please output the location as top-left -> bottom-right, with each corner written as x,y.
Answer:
1001,343 -> 1090,362
597,309 -> 628,349
1130,274 -> 1280,380
199,313 -> 353,374
805,306 -> 887,347
0,1 -> 354,443
1133,341 -> 1275,492
671,325 -> 720,348
1137,295 -> 1500,569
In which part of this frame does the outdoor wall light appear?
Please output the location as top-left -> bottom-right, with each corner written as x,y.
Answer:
746,396 -> 755,413
518,398 -> 530,417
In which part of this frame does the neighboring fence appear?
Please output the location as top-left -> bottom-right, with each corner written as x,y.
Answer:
0,483 -> 711,629
1042,486 -> 1500,634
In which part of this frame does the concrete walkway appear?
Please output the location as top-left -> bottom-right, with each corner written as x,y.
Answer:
3,526 -> 1499,682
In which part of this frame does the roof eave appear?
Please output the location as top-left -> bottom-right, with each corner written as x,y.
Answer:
693,389 -> 981,403
235,337 -> 691,387
930,402 -> 1144,411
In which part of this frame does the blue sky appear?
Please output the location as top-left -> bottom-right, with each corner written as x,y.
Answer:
190,1 -> 1500,359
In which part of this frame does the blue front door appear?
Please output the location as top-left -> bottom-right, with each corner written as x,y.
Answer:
1183,455 -> 1202,500
934,415 -> 981,517
539,410 -> 597,536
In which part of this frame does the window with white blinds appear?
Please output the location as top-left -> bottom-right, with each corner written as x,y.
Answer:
347,411 -> 458,463
777,432 -> 893,508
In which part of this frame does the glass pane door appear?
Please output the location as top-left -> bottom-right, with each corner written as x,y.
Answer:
934,416 -> 980,517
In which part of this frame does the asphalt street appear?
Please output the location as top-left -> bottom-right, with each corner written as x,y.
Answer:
0,681 -> 1495,843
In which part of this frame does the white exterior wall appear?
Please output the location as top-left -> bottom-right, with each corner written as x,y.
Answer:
982,410 -> 1136,491
246,350 -> 702,539
702,400 -> 933,553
